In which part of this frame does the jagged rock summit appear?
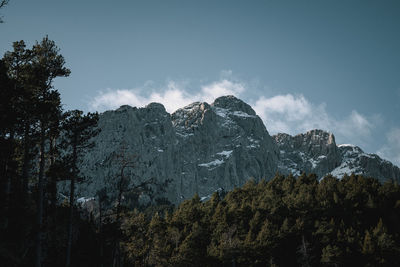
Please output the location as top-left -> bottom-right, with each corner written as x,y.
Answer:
59,95 -> 400,205
274,130 -> 341,177
274,130 -> 400,182
171,96 -> 279,201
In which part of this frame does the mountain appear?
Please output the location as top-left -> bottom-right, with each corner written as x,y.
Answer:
274,130 -> 400,182
171,96 -> 279,201
58,96 -> 400,205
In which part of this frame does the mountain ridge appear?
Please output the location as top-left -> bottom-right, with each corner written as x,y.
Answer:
58,95 -> 400,205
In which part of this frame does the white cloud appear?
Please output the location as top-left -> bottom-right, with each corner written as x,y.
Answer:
200,79 -> 245,103
252,94 -> 376,147
377,128 -> 400,167
89,78 -> 244,113
90,81 -> 195,113
147,81 -> 196,112
253,94 -> 374,144
335,110 -> 374,141
253,94 -> 328,134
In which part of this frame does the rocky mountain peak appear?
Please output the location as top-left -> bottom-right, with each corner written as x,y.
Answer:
212,95 -> 256,116
329,144 -> 400,181
305,129 -> 335,144
338,144 -> 364,154
300,129 -> 337,156
169,98 -> 279,202
274,130 -> 341,177
145,102 -> 167,113
274,129 -> 337,157
171,102 -> 215,139
275,130 -> 400,183
115,104 -> 136,113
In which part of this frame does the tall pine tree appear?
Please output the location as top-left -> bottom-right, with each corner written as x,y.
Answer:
30,36 -> 70,267
58,110 -> 99,267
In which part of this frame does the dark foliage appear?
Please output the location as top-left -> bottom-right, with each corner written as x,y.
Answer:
119,174 -> 400,267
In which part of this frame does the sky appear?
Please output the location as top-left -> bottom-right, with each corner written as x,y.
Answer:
1,0 -> 399,166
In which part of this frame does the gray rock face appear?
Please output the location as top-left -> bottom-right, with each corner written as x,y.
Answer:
59,96 -> 400,206
58,103 -> 180,204
274,130 -> 400,183
171,96 -> 279,201
59,96 -> 279,205
330,144 -> 400,182
274,130 -> 341,177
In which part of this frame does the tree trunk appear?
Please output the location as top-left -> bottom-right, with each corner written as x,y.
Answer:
98,198 -> 104,267
48,136 -> 57,209
66,134 -> 77,267
3,157 -> 10,229
3,131 -> 15,230
22,122 -> 30,202
35,125 -> 46,267
112,164 -> 126,267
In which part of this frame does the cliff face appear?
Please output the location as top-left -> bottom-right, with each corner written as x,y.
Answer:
58,103 -> 180,204
274,131 -> 400,183
274,130 -> 342,177
330,144 -> 400,182
171,96 -> 279,202
58,96 -> 400,205
59,96 -> 279,204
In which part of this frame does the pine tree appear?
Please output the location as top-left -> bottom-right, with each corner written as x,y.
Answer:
29,36 -> 70,267
371,218 -> 398,265
96,187 -> 109,267
320,244 -> 342,266
1,41 -> 33,227
59,110 -> 99,267
121,210 -> 149,266
362,230 -> 374,255
147,213 -> 169,266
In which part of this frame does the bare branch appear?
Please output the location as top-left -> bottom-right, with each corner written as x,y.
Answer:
0,0 -> 10,23
0,0 -> 9,9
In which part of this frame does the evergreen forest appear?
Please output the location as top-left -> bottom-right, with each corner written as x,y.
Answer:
1,38 -> 400,267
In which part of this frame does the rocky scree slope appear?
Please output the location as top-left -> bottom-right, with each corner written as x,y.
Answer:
58,96 -> 400,205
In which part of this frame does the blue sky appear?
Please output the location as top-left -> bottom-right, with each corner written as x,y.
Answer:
1,0 -> 399,166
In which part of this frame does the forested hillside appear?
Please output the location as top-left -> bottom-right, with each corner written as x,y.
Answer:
118,173 -> 400,266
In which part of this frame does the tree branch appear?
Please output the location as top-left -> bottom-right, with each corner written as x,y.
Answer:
0,0 -> 9,9
0,0 -> 9,23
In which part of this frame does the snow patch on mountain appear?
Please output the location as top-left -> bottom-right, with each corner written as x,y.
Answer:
217,150 -> 233,158
199,159 -> 225,168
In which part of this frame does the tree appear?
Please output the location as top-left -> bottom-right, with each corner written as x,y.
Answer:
297,234 -> 313,267
96,187 -> 109,267
320,244 -> 342,266
0,0 -> 8,9
0,0 -> 9,23
30,36 -> 70,267
121,210 -> 149,266
59,110 -> 99,267
110,144 -> 163,267
2,40 -> 35,203
147,212 -> 169,266
1,40 -> 39,266
369,218 -> 398,265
